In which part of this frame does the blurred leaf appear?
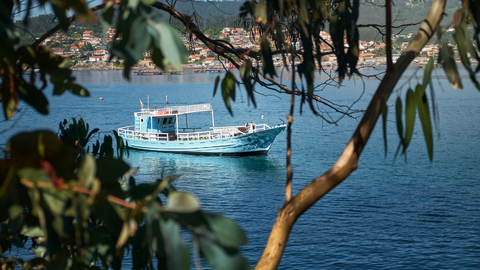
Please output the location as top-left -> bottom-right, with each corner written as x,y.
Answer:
161,219 -> 190,270
221,71 -> 238,116
20,226 -> 44,237
404,88 -> 416,153
439,40 -> 462,89
69,84 -> 90,97
51,3 -> 70,32
415,85 -> 433,161
240,1 -> 254,17
17,83 -> 49,115
213,75 -> 221,97
395,97 -> 404,143
96,157 -> 130,185
239,59 -> 256,107
260,38 -> 276,78
454,16 -> 480,90
254,0 -> 268,24
154,20 -> 187,70
130,177 -> 169,201
381,104 -> 388,157
78,154 -> 96,188
199,235 -> 250,270
206,214 -> 247,248
102,2 -> 115,25
164,192 -> 200,213
422,57 -> 434,88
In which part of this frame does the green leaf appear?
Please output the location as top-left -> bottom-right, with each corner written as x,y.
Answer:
199,235 -> 250,270
43,189 -> 69,216
160,219 -> 190,270
404,88 -> 416,153
260,38 -> 276,78
213,76 -> 221,97
454,17 -> 480,90
423,57 -> 434,88
51,3 -> 69,32
254,0 -> 268,24
17,83 -> 49,115
395,97 -> 404,143
439,40 -> 462,89
151,46 -> 166,70
78,154 -> 96,188
206,214 -> 247,248
69,84 -> 90,97
221,72 -> 238,116
415,85 -> 433,161
129,176 -> 170,201
381,104 -> 388,157
102,2 -> 115,25
164,192 -> 200,213
239,59 -> 256,107
149,19 -> 187,70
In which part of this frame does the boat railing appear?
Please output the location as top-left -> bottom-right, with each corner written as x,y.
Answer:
177,126 -> 246,141
118,123 -> 274,142
254,124 -> 270,131
118,126 -> 170,141
135,103 -> 212,116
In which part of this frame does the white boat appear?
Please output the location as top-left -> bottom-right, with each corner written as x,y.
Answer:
118,103 -> 285,155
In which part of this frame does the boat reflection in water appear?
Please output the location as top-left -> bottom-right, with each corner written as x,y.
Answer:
118,103 -> 286,155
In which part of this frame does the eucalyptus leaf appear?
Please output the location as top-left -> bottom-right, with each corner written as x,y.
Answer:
164,191 -> 200,213
160,219 -> 190,270
439,40 -> 462,89
404,88 -> 416,153
395,97 -> 404,143
206,214 -> 247,248
415,85 -> 434,161
381,104 -> 388,157
199,235 -> 250,270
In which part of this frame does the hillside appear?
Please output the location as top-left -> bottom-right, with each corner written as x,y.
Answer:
163,0 -> 461,41
17,0 -> 462,44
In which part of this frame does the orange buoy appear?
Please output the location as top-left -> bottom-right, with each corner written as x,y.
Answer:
317,97 -> 321,101
157,111 -> 168,115
99,97 -> 103,100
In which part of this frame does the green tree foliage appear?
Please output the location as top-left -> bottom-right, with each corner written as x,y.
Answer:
0,119 -> 249,269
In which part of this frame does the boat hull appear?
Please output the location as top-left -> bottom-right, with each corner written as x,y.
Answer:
121,125 -> 285,155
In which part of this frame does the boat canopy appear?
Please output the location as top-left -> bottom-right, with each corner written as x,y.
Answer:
134,103 -> 213,117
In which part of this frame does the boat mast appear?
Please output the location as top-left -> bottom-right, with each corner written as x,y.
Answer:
176,114 -> 178,136
211,110 -> 215,127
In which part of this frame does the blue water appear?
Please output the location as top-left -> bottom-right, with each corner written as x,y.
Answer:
1,68 -> 479,269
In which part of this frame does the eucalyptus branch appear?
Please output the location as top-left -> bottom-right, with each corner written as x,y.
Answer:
255,0 -> 446,268
20,178 -> 138,209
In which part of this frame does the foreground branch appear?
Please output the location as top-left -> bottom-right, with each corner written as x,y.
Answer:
254,0 -> 446,269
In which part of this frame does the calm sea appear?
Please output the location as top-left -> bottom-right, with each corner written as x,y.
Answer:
1,68 -> 479,269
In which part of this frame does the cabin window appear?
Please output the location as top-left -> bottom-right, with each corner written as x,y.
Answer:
162,118 -> 168,125
140,118 -> 144,123
157,118 -> 160,125
168,117 -> 173,124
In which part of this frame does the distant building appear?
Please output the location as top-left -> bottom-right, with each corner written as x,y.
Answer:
202,57 -> 215,66
89,56 -> 103,62
83,30 -> 93,40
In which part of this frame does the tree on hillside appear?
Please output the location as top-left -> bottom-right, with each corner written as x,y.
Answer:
1,0 -> 480,269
